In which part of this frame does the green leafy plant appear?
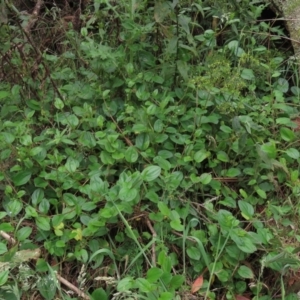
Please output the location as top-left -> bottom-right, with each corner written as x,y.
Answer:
0,0 -> 299,299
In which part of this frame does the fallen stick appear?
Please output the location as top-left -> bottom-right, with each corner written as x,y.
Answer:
56,273 -> 90,300
0,230 -> 16,245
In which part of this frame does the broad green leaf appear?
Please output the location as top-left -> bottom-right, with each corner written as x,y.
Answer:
20,134 -> 32,146
169,275 -> 185,290
147,267 -> 164,283
149,212 -> 164,222
238,200 -> 254,220
102,100 -> 118,116
136,85 -> 150,101
190,173 -> 201,183
62,207 -> 76,220
194,150 -> 209,163
170,219 -> 184,231
67,114 -> 79,127
112,151 -> 124,160
291,170 -> 299,182
37,274 -> 57,300
81,202 -> 97,211
39,198 -> 50,214
199,173 -> 212,185
276,117 -> 295,126
16,227 -> 32,241
33,177 -> 48,188
158,202 -> 170,217
178,15 -> 190,35
100,151 -> 115,165
0,270 -> 9,286
117,277 -> 134,292
32,188 -> 44,206
125,146 -> 138,162
79,132 -> 96,148
132,123 -> 148,133
35,217 -> 50,231
65,157 -> 80,173
158,292 -> 173,300
3,199 -> 23,217
215,269 -> 230,282
52,215 -> 64,228
146,104 -> 157,115
170,133 -> 188,145
158,150 -> 173,159
187,246 -> 201,260
63,193 -> 76,206
154,119 -> 164,132
0,91 -> 10,99
219,197 -> 236,208
0,132 -> 15,144
170,210 -> 184,231
0,243 -> 7,255
217,210 -> 239,230
164,171 -> 183,190
261,142 -> 276,159
12,171 -> 32,186
285,148 -> 299,159
141,165 -> 161,182
154,133 -> 168,143
153,156 -> 171,171
158,251 -> 172,273
91,288 -> 108,300
71,228 -> 82,241
231,233 -> 257,253
30,146 -> 44,156
227,40 -> 245,56
145,190 -> 159,203
25,206 -> 38,217
225,168 -> 241,177
61,138 -> 75,145
135,278 -> 152,293
220,125 -> 232,133
54,98 -> 64,109
241,68 -> 254,80
255,187 -> 267,199
237,265 -> 254,279
217,151 -> 229,162
119,186 -> 138,202
135,133 -> 150,150
276,78 -> 289,93
177,60 -> 189,81
280,127 -> 295,142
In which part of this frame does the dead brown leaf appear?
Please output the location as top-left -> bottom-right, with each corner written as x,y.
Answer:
191,275 -> 204,294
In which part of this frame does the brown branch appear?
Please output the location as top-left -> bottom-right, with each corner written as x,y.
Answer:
145,219 -> 157,266
0,230 -> 16,245
24,0 -> 44,34
56,273 -> 90,300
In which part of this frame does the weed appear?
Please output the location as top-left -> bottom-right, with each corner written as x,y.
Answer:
0,0 -> 299,299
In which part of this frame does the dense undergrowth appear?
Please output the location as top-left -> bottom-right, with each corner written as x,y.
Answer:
1,0 -> 300,299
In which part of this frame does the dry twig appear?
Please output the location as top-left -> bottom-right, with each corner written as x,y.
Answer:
57,273 -> 90,300
146,219 -> 157,266
0,230 -> 16,245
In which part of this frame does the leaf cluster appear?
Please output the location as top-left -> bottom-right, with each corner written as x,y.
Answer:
0,0 -> 300,299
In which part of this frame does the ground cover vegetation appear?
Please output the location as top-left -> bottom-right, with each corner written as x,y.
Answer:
0,0 -> 300,299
